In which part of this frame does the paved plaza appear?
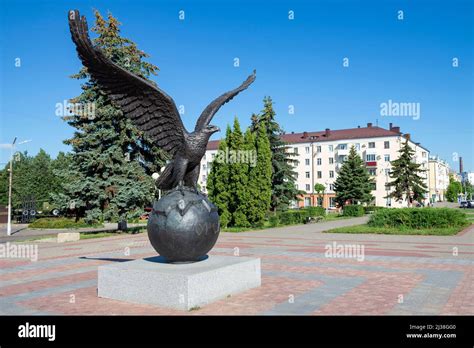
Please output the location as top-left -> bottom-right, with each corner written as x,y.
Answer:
0,217 -> 473,315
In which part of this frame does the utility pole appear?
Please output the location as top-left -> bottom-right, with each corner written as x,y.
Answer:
6,138 -> 32,236
7,137 -> 17,236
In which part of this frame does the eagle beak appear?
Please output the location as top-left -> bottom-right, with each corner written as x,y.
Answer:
212,126 -> 220,133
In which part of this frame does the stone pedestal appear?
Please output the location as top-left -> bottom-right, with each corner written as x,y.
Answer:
98,255 -> 261,310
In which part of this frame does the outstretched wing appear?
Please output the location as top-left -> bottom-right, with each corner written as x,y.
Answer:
195,70 -> 256,131
68,10 -> 186,157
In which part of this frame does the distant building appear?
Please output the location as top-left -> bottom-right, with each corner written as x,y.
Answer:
200,123 -> 430,208
428,155 -> 451,202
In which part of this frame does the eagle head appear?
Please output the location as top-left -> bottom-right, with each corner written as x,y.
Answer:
204,125 -> 220,134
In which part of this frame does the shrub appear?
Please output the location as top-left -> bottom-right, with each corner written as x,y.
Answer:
29,217 -> 103,229
268,215 -> 279,227
278,210 -> 308,225
306,206 -> 326,217
364,206 -> 384,214
343,205 -> 365,217
368,208 -> 468,229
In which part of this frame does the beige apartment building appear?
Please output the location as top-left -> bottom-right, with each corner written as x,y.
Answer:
199,123 -> 430,209
428,155 -> 451,202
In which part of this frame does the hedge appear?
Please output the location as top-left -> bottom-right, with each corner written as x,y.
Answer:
269,207 -> 327,227
29,218 -> 103,229
343,205 -> 365,217
368,208 -> 468,229
364,206 -> 384,214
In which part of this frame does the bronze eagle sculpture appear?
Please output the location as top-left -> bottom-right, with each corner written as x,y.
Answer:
68,10 -> 256,190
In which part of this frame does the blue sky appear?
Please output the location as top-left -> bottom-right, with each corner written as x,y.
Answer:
0,0 -> 473,170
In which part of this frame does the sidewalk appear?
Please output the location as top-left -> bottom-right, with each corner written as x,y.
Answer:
0,223 -> 147,243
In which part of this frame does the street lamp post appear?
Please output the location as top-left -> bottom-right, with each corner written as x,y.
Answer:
6,138 -> 32,236
7,137 -> 17,236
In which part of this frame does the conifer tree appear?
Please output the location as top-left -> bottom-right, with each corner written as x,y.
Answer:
207,126 -> 232,227
246,122 -> 272,225
251,97 -> 299,211
55,10 -> 164,222
386,140 -> 427,206
333,146 -> 374,207
228,118 -> 250,227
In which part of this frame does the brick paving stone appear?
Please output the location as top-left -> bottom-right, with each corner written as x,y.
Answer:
1,220 -> 473,315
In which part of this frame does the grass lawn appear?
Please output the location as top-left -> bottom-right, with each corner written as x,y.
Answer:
324,223 -> 471,236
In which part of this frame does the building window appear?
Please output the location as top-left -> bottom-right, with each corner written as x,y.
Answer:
317,158 -> 322,165
202,175 -> 207,182
304,197 -> 311,207
384,154 -> 390,162
384,141 -> 390,149
328,145 -> 333,152
341,156 -> 348,162
329,197 -> 336,208
385,168 -> 390,176
366,154 -> 376,161
368,168 -> 376,176
329,171 -> 334,178
422,151 -> 427,158
386,197 -> 391,207
329,184 -> 335,191
294,173 -> 298,179
354,143 -> 360,151
368,142 -> 375,148
305,147 -> 310,154
202,185 -> 206,192
294,147 -> 298,154
370,183 -> 376,190
339,144 -> 347,150
317,146 -> 322,152
317,171 -> 322,179
305,159 -> 310,166
305,184 -> 310,192
305,171 -> 310,178
202,164 -> 207,170
385,183 -> 391,190
329,157 -> 334,164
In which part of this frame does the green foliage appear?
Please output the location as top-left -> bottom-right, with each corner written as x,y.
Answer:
342,205 -> 365,217
251,97 -> 300,211
368,208 -> 468,229
208,118 -> 272,227
278,210 -> 308,225
363,206 -> 384,214
333,146 -> 374,207
446,175 -> 462,202
268,215 -> 280,227
207,127 -> 232,227
306,206 -> 326,217
0,150 -> 69,207
246,123 -> 272,226
386,140 -> 428,206
54,10 -> 164,222
29,217 -> 103,229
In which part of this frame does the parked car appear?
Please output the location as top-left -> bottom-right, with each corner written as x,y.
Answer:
460,201 -> 468,208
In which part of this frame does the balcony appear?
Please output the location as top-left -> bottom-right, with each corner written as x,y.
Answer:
365,161 -> 377,167
336,148 -> 349,156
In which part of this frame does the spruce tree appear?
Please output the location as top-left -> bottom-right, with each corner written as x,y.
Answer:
251,97 -> 299,211
386,140 -> 428,206
55,10 -> 165,222
333,146 -> 374,207
207,126 -> 232,227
